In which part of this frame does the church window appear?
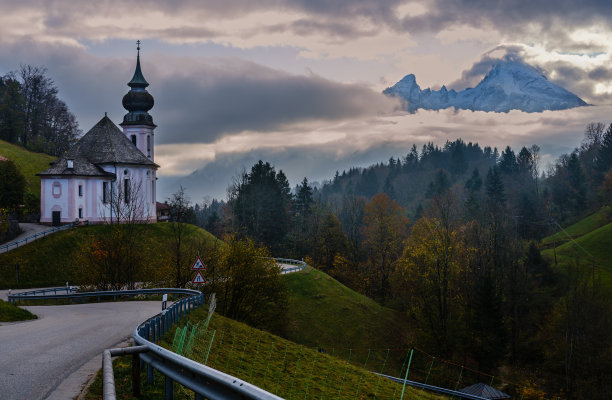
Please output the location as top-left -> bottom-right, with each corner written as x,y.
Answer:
124,178 -> 130,204
103,182 -> 109,203
78,208 -> 83,219
131,135 -> 137,145
52,182 -> 61,198
147,135 -> 151,157
78,184 -> 83,196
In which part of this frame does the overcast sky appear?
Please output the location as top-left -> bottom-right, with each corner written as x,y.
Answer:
2,0 -> 612,200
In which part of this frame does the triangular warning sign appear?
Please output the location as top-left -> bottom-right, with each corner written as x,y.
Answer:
191,255 -> 206,270
192,271 -> 206,284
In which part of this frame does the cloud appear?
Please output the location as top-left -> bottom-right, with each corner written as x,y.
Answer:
155,59 -> 400,144
155,104 -> 612,200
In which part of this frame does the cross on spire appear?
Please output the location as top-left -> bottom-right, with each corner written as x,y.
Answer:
136,40 -> 140,52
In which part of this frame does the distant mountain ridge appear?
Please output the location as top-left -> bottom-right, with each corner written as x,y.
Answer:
383,60 -> 588,113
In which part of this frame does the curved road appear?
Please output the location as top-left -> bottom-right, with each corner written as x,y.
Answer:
0,300 -> 161,400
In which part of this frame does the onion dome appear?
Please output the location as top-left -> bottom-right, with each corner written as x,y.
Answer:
122,41 -> 155,126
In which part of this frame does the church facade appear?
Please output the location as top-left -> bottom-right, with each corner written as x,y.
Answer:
38,46 -> 159,225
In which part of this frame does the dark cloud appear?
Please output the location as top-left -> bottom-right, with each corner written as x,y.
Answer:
396,0 -> 612,35
154,58 -> 399,144
0,39 -> 399,145
5,0 -> 612,46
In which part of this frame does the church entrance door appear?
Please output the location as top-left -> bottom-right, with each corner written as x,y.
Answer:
52,211 -> 61,226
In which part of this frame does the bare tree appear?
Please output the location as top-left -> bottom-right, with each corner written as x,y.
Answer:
167,186 -> 198,287
80,175 -> 147,290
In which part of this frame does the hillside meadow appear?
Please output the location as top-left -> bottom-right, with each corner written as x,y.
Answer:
0,223 -> 218,289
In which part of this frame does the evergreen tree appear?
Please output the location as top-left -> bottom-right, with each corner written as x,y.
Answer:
229,161 -> 292,252
595,122 -> 612,183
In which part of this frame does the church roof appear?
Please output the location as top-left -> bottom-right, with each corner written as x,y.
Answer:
38,115 -> 157,177
38,156 -> 115,177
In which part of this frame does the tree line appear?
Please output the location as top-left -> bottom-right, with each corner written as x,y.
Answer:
0,65 -> 80,156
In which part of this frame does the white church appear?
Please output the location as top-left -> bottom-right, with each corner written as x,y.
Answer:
39,44 -> 159,225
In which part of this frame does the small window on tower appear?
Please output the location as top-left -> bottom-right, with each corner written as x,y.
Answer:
147,135 -> 151,157
131,135 -> 137,145
78,208 -> 83,219
67,159 -> 74,169
78,184 -> 83,196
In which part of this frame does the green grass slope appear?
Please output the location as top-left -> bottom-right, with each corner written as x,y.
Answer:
0,299 -> 37,322
0,223 -> 217,289
283,267 -> 410,353
542,207 -> 610,246
542,221 -> 612,289
0,139 -> 55,199
86,308 -> 444,400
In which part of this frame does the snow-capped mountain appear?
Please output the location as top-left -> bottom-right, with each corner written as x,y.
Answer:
383,60 -> 588,113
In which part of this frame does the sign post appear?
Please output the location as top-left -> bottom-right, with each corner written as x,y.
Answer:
162,294 -> 168,311
191,254 -> 207,285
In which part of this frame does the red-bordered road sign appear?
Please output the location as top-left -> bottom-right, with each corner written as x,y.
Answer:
191,255 -> 206,270
192,271 -> 206,284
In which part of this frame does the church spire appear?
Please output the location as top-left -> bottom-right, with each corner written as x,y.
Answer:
128,40 -> 149,88
122,41 -> 155,127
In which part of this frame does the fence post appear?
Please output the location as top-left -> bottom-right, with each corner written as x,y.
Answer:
399,349 -> 414,400
147,363 -> 154,384
165,376 -> 174,400
132,352 -> 141,397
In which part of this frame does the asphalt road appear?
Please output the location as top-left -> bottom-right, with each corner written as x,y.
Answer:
0,300 -> 161,400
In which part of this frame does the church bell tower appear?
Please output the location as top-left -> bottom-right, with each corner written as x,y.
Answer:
121,41 -> 156,161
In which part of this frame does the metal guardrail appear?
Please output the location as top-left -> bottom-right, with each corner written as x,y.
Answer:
0,223 -> 73,252
7,287 -> 198,305
275,258 -> 307,274
375,372 -> 488,400
9,270 -> 294,399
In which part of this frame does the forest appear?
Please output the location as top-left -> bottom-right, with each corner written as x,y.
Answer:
178,122 -> 612,400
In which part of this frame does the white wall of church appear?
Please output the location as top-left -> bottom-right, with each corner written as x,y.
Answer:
40,165 -> 156,225
123,125 -> 154,161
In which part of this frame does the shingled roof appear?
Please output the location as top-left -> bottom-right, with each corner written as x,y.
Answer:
39,115 -> 158,177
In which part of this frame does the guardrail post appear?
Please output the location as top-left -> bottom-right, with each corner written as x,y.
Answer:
147,364 -> 154,384
165,376 -> 174,400
132,352 -> 141,397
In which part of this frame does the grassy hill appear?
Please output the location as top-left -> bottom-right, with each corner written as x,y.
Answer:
541,208 -> 612,290
542,207 -> 610,246
542,221 -> 612,288
0,223 -> 218,289
86,305 -> 444,400
0,139 -> 55,199
283,267 -> 410,362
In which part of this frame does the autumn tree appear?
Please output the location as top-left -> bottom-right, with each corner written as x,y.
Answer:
206,236 -> 289,333
393,216 -> 470,356
79,177 -> 147,289
361,193 -> 409,299
167,186 -> 199,287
